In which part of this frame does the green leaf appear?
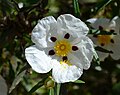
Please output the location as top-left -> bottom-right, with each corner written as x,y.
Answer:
112,82 -> 120,95
9,70 -> 26,93
73,0 -> 80,17
28,76 -> 48,94
93,50 -> 100,65
93,0 -> 112,14
74,80 -> 85,84
95,46 -> 113,53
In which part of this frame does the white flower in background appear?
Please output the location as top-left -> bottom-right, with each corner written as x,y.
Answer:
18,2 -> 23,9
25,14 -> 96,83
87,17 -> 120,60
0,75 -> 7,95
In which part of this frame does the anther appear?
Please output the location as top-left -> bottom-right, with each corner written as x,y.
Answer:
50,37 -> 57,42
64,33 -> 70,39
101,43 -> 105,46
110,30 -> 115,33
110,39 -> 114,43
62,56 -> 68,61
48,50 -> 55,55
99,26 -> 103,30
93,34 -> 98,38
72,46 -> 78,51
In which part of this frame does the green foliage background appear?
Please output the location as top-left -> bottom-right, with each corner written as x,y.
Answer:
0,0 -> 120,95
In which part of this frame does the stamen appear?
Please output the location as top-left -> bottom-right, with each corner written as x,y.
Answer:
110,30 -> 115,33
64,33 -> 70,39
50,37 -> 57,42
62,56 -> 68,61
98,35 -> 112,46
72,46 -> 78,51
99,26 -> 103,30
110,39 -> 114,43
54,39 -> 72,56
48,50 -> 55,55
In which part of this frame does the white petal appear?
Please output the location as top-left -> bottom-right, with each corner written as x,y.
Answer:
32,16 -> 57,48
110,35 -> 120,60
86,18 -> 97,24
73,36 -> 95,69
25,45 -> 52,73
112,16 -> 120,34
57,14 -> 89,37
87,18 -> 116,30
96,51 -> 108,61
0,75 -> 7,95
67,53 -> 83,69
52,60 -> 83,83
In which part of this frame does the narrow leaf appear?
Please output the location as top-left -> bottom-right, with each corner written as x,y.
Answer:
93,51 -> 100,65
93,0 -> 112,14
95,46 -> 113,53
73,0 -> 80,17
9,70 -> 26,93
74,80 -> 85,84
28,76 -> 47,94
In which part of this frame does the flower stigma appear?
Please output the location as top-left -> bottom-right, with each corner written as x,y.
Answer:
54,39 -> 72,56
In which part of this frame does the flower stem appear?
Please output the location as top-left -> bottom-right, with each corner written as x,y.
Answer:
56,83 -> 61,95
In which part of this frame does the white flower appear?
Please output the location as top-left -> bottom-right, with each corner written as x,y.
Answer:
18,2 -> 23,9
25,14 -> 95,83
87,17 -> 120,60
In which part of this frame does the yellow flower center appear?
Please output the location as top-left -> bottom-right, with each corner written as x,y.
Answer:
97,35 -> 113,45
54,39 -> 72,56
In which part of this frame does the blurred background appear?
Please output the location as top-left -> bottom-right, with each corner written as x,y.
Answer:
0,0 -> 120,95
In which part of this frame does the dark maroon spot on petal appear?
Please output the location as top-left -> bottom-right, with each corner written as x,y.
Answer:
62,56 -> 68,61
48,50 -> 55,55
50,37 -> 57,42
64,33 -> 70,39
101,43 -> 105,46
72,46 -> 78,51
110,29 -> 115,33
93,34 -> 98,38
99,26 -> 103,30
110,39 -> 114,43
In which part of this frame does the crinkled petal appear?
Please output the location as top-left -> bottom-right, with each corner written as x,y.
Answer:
87,18 -> 116,30
72,36 -> 95,69
32,16 -> 57,48
57,14 -> 89,37
25,45 -> 52,73
0,75 -> 7,95
52,60 -> 83,83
